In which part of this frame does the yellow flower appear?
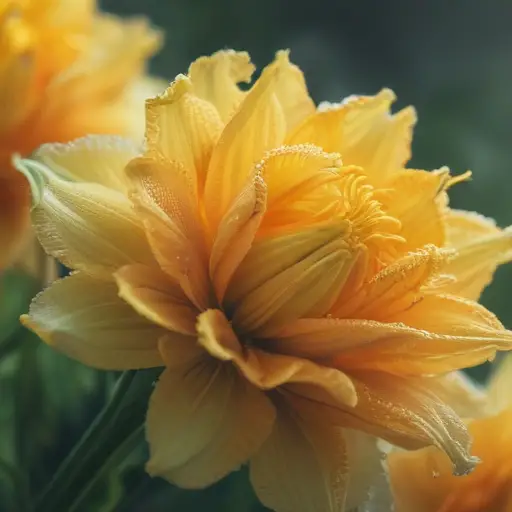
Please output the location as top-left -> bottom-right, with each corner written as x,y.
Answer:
388,357 -> 512,512
0,0 -> 162,268
16,50 -> 512,512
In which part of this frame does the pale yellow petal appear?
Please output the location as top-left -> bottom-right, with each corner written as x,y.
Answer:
203,57 -> 286,233
426,372 -> 487,419
197,309 -> 356,407
115,264 -> 199,335
287,89 -> 416,185
380,168 -> 453,252
441,209 -> 512,300
227,224 -> 356,336
338,372 -> 477,476
34,135 -> 139,192
17,159 -> 154,277
250,394 -> 349,512
445,208 -> 501,247
343,430 -> 390,511
146,359 -> 276,488
264,50 -> 316,131
145,75 -> 223,193
209,173 -> 267,303
188,49 -> 255,122
486,354 -> 512,414
22,272 -> 166,369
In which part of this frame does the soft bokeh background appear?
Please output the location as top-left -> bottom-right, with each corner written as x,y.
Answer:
2,1 -> 512,510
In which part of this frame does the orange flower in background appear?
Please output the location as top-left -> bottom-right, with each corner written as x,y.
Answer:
389,356 -> 512,512
16,50 -> 512,512
0,0 -> 162,268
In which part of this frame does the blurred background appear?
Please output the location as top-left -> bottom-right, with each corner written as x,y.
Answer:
2,0 -> 512,510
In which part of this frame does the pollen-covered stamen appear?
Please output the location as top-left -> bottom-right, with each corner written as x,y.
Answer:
336,168 -> 404,265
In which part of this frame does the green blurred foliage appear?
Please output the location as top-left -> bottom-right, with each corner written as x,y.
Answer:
3,0 -> 512,510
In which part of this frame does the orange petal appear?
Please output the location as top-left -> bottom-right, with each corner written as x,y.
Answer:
34,135 -> 139,193
388,446 -> 454,512
250,395 -> 349,512
442,209 -> 512,300
16,158 -> 155,277
145,74 -> 223,194
209,173 -> 267,303
275,298 -> 512,376
22,272 -> 167,369
287,89 -> 416,185
188,49 -> 255,122
115,264 -> 199,335
203,56 -> 286,233
0,172 -> 31,269
339,371 -> 477,476
145,359 -> 275,488
197,309 -> 356,407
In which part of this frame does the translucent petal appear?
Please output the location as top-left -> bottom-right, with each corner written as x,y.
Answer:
146,358 -> 275,488
250,394 -> 349,512
115,264 -> 199,335
22,272 -> 166,369
188,49 -> 255,122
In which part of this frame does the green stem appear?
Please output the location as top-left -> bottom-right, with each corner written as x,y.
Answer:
36,371 -> 137,512
68,425 -> 144,512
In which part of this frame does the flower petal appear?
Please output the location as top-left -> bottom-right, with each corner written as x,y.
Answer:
197,309 -> 357,407
338,371 -> 477,476
203,56 -> 286,233
21,272 -> 166,369
34,135 -> 139,192
331,244 -> 452,319
115,264 -> 199,335
380,168 -> 454,252
227,224 -> 356,335
250,393 -> 349,512
209,173 -> 267,303
145,74 -> 223,193
486,354 -> 512,414
275,296 -> 512,376
388,446 -> 454,512
127,158 -> 209,309
287,89 -> 416,185
441,209 -> 512,300
18,159 -> 154,277
265,50 -> 316,131
0,172 -> 31,269
188,49 -> 255,122
343,430 -> 390,511
426,372 -> 487,419
254,144 -> 342,236
145,358 -> 276,488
